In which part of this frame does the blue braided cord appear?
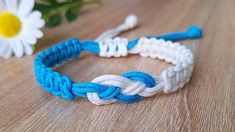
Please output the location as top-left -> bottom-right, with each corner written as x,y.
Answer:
122,71 -> 156,87
80,41 -> 100,54
98,86 -> 121,100
34,25 -> 203,103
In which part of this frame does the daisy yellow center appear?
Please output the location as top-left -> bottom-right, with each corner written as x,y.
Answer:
0,12 -> 22,38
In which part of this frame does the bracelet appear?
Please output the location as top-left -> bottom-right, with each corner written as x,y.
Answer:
34,25 -> 202,105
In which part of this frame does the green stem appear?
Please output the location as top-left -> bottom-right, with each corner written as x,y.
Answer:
43,0 -> 99,18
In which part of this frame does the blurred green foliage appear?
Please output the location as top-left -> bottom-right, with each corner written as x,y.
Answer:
34,0 -> 99,28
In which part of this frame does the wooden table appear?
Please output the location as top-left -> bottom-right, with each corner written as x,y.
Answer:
0,0 -> 234,131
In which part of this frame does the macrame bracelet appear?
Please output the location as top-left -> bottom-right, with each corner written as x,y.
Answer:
34,25 -> 202,105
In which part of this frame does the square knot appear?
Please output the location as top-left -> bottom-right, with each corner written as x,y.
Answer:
98,37 -> 128,57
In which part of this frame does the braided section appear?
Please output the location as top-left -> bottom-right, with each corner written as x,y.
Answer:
99,38 -> 128,57
34,39 -> 81,100
131,38 -> 194,93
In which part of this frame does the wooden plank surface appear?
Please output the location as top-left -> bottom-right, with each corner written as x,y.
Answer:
0,0 -> 234,131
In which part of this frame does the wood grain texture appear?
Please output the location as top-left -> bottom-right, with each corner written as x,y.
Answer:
0,0 -> 234,131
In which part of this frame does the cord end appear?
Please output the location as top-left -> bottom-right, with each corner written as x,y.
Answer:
125,14 -> 138,29
187,25 -> 203,39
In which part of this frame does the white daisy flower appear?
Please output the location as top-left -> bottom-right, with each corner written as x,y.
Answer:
0,0 -> 45,59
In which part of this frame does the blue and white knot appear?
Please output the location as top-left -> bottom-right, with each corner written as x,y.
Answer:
87,72 -> 162,105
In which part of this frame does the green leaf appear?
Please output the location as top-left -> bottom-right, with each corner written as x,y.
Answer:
65,7 -> 80,22
34,3 -> 51,15
31,45 -> 36,52
46,13 -> 62,27
34,0 -> 100,28
48,0 -> 58,4
39,0 -> 58,5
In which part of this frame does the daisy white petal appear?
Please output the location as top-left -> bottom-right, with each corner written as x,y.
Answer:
27,12 -> 45,28
22,41 -> 33,55
0,4 -> 6,12
2,46 -> 13,59
4,0 -> 17,13
29,19 -> 45,29
22,31 -> 37,44
31,29 -> 44,38
0,42 -> 9,56
0,40 -> 13,59
28,11 -> 42,20
18,0 -> 34,17
10,40 -> 24,57
3,46 -> 13,59
0,1 -> 6,12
